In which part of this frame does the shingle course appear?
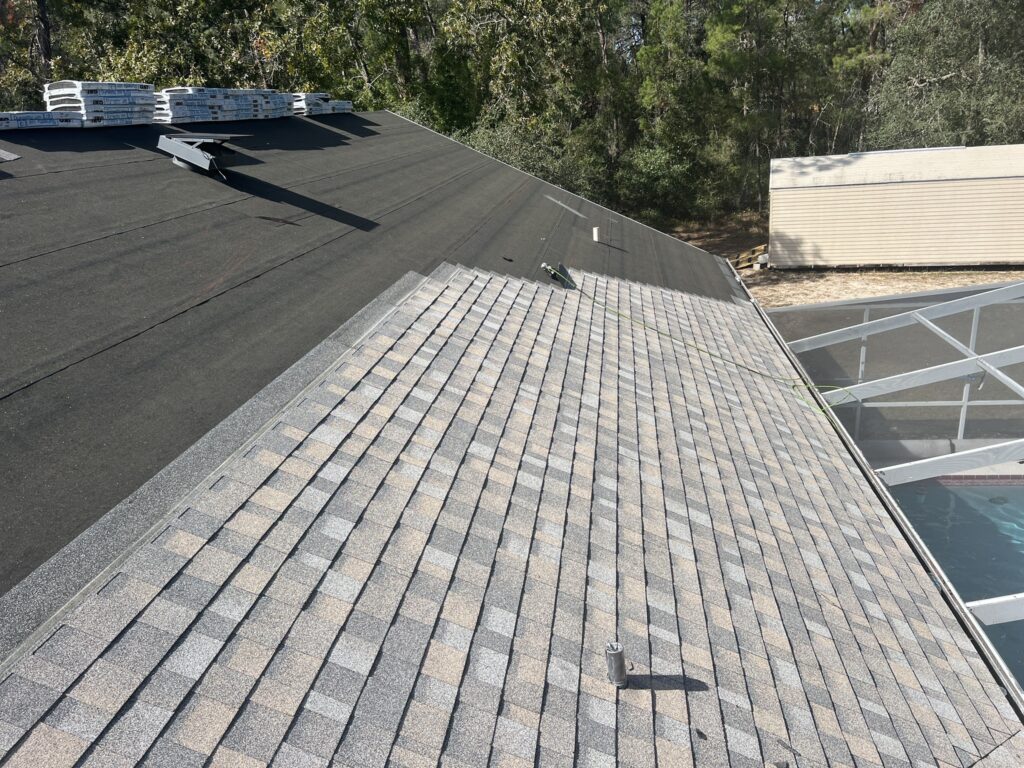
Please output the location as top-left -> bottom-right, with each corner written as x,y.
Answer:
1,266 -> 1020,766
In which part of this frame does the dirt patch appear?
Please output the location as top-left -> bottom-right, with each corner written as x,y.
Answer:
673,212 -> 767,262
739,268 -> 1024,308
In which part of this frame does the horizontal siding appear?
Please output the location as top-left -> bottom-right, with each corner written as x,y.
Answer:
769,176 -> 1024,267
770,144 -> 1024,189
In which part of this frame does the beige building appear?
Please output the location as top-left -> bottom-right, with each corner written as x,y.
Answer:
769,144 -> 1024,268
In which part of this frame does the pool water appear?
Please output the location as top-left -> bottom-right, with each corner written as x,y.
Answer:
891,481 -> 1024,686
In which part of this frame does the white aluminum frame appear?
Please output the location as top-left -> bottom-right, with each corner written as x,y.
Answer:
874,438 -> 1024,485
788,280 -> 1024,353
967,593 -> 1024,626
788,282 -> 1024,484
821,343 -> 1024,405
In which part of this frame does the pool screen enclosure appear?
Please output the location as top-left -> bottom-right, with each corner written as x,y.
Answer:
781,281 -> 1024,483
773,283 -> 1024,633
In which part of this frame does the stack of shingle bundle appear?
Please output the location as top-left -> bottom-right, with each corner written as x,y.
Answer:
293,93 -> 354,116
222,89 -> 293,120
319,99 -> 352,115
156,87 -> 253,123
256,90 -> 294,118
292,92 -> 330,115
44,81 -> 155,127
0,111 -> 82,130
155,87 -> 293,123
154,87 -> 221,124
218,90 -> 260,121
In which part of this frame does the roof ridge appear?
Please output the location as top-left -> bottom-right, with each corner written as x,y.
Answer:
564,265 -> 747,300
422,262 -> 465,285
447,264 -> 560,296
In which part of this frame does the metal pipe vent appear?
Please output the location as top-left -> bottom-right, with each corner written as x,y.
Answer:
605,640 -> 628,688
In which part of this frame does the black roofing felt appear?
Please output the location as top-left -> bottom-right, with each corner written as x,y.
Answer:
0,110 -> 740,595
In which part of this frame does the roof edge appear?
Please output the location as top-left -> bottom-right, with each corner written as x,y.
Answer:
730,260 -> 1024,723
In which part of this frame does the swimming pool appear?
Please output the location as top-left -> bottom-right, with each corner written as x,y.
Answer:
891,480 -> 1024,685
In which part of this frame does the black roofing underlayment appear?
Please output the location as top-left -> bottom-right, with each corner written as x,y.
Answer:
2,113 -> 1024,766
0,110 -> 739,600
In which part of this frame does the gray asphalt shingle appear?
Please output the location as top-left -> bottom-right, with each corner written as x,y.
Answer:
0,264 -> 1020,766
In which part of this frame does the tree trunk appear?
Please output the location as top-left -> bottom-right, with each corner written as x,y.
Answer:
344,21 -> 372,88
408,26 -> 429,86
422,0 -> 437,38
36,0 -> 53,79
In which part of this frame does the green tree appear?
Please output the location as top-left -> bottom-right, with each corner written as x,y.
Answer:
869,0 -> 1024,147
5,0 -> 1024,226
0,0 -> 41,109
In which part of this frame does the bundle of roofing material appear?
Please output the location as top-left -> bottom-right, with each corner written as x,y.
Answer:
154,88 -> 213,124
0,111 -> 82,130
43,81 -> 155,127
154,88 -> 231,124
292,93 -> 353,116
154,87 -> 293,123
323,99 -> 353,114
292,92 -> 330,115
237,89 -> 293,119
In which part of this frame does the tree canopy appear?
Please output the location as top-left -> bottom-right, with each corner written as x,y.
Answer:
3,0 -> 1024,223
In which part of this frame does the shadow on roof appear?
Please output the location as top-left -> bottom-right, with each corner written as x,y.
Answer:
225,171 -> 378,230
223,116 -> 360,153
0,117 -> 375,160
0,124 -> 171,155
307,113 -> 380,138
0,114 -> 381,159
774,153 -> 859,179
628,673 -> 710,692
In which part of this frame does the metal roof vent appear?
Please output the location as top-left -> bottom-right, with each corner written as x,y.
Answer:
605,641 -> 628,688
541,262 -> 577,290
157,133 -> 247,178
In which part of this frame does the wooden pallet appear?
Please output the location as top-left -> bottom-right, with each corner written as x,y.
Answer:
730,243 -> 767,270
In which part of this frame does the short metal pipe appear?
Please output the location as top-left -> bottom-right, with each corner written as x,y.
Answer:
605,641 -> 628,688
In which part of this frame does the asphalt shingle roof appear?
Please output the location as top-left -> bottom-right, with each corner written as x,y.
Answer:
1,264 -> 1021,766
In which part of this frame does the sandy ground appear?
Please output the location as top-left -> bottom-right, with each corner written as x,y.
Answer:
740,268 -> 1024,308
673,217 -> 1024,308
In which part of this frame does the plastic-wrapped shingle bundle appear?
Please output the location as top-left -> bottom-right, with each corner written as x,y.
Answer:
154,87 -> 219,124
0,111 -> 82,130
293,94 -> 353,116
220,90 -> 260,121
292,92 -> 331,115
156,87 -> 249,123
262,91 -> 294,118
156,87 -> 293,123
44,81 -> 155,127
221,89 -> 292,120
